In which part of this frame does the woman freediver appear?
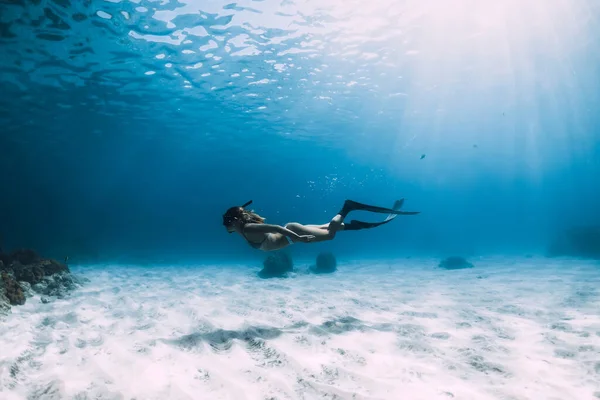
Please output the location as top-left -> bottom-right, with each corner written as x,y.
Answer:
222,199 -> 420,251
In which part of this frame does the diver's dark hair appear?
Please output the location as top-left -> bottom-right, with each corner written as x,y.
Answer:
223,200 -> 265,225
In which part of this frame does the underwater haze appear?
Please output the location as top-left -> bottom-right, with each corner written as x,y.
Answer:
2,1 -> 600,399
1,0 -> 599,263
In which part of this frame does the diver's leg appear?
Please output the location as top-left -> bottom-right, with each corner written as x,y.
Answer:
288,199 -> 416,241
327,214 -> 345,236
329,199 -> 416,235
327,199 -> 384,235
328,199 -> 386,236
286,214 -> 399,241
284,222 -> 341,242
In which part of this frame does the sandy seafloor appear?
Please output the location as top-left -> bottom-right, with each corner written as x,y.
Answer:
1,257 -> 599,400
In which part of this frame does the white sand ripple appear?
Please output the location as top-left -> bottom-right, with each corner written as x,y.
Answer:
1,257 -> 599,400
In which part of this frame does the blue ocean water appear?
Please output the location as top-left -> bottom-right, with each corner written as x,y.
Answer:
1,3 -> 600,398
1,0 -> 598,264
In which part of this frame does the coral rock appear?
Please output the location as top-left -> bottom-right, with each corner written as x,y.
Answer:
438,256 -> 474,270
0,247 -> 81,310
33,271 -> 83,299
259,252 -> 293,278
8,248 -> 41,265
1,272 -> 25,306
19,281 -> 35,298
310,252 -> 337,274
8,259 -> 69,286
0,280 -> 10,315
12,262 -> 45,285
40,259 -> 69,275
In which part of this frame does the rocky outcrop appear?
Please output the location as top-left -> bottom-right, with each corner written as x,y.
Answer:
0,248 -> 84,316
34,271 -> 81,298
309,252 -> 337,274
1,271 -> 25,305
19,281 -> 35,299
438,256 -> 474,270
7,248 -> 42,265
0,271 -> 12,316
258,252 -> 293,278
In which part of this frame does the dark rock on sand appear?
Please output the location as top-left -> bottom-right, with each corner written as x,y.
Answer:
0,293 -> 9,315
0,247 -> 84,314
259,252 -> 293,278
309,252 -> 337,274
6,258 -> 68,287
0,277 -> 11,315
8,248 -> 42,265
439,256 -> 474,270
0,261 -> 7,314
548,225 -> 600,259
19,281 -> 35,298
1,272 -> 25,305
12,262 -> 45,285
33,271 -> 83,298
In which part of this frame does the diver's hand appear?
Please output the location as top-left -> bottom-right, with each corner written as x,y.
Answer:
296,235 -> 316,243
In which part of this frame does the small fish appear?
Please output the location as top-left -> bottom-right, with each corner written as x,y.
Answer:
64,256 -> 69,264
420,154 -> 426,159
473,144 -> 478,148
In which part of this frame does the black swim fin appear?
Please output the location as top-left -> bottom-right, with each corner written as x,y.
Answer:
344,219 -> 391,231
339,199 -> 419,218
344,199 -> 419,231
